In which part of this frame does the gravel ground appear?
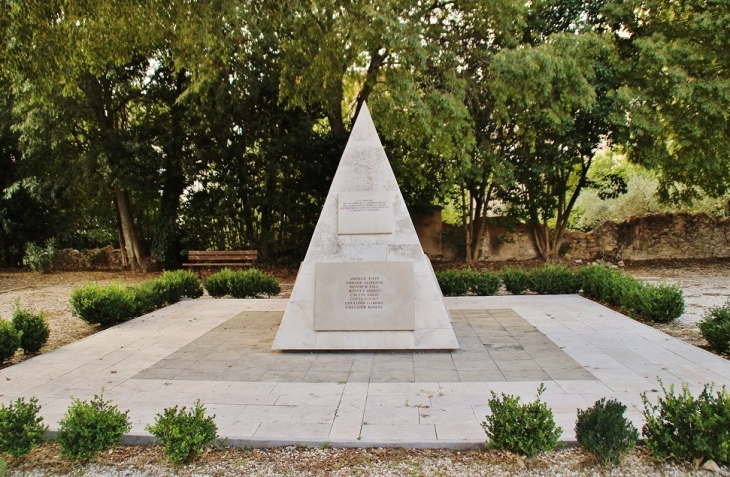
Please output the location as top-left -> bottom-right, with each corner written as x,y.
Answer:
622,260 -> 730,327
5,444 -> 728,477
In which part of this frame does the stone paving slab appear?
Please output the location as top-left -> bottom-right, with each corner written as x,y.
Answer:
135,308 -> 591,383
1,295 -> 730,448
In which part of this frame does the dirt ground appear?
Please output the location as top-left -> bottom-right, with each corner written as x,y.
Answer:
1,259 -> 728,368
0,270 -> 157,368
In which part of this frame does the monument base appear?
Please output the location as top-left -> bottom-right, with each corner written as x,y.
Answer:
272,322 -> 459,350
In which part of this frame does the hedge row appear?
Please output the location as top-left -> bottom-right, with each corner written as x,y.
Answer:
436,265 -> 684,323
70,270 -> 203,325
69,269 -> 281,326
580,266 -> 684,323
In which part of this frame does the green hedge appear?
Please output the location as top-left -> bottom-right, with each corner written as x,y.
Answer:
501,267 -> 530,295
436,264 -> 685,324
580,265 -> 684,323
528,265 -> 582,295
699,301 -> 730,355
11,306 -> 50,354
70,270 -> 203,325
203,268 -> 280,298
435,269 -> 502,296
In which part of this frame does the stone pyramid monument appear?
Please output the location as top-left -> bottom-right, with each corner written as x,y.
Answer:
272,103 -> 459,350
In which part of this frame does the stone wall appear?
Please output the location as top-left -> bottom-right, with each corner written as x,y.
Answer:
54,246 -> 124,270
564,212 -> 730,261
412,209 -> 444,258
430,212 -> 730,262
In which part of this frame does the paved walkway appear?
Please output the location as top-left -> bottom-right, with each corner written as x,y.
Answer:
2,295 -> 730,448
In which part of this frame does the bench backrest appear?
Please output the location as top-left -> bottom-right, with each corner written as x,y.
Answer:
187,250 -> 258,261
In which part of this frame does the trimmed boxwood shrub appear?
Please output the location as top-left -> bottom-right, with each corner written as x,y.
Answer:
11,305 -> 50,354
203,268 -> 280,298
146,400 -> 218,463
625,283 -> 684,323
0,320 -> 21,364
501,267 -> 529,295
471,270 -> 502,296
70,283 -> 139,325
56,391 -> 131,460
699,301 -> 730,355
481,383 -> 562,457
575,398 -> 638,465
0,397 -> 48,457
642,381 -> 730,465
436,269 -> 502,296
528,265 -> 582,295
156,270 -> 204,303
132,281 -> 169,315
436,269 -> 473,296
580,266 -> 640,306
70,273 -> 204,326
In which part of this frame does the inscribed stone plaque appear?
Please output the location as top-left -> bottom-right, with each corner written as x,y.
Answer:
315,261 -> 414,331
338,191 -> 393,234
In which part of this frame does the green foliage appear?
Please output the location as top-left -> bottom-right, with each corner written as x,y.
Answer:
145,400 -> 218,464
22,239 -> 57,273
609,0 -> 730,202
642,381 -> 730,465
0,458 -> 7,477
580,266 -> 639,305
481,383 -> 562,458
11,304 -> 50,353
471,271 -> 502,296
0,397 -> 48,457
501,267 -> 530,295
625,283 -> 684,324
55,391 -> 131,460
699,301 -> 730,355
70,273 -> 203,325
0,320 -> 20,364
569,153 -> 729,232
436,269 -> 502,296
575,398 -> 638,466
70,283 -> 139,325
528,265 -> 582,295
158,270 -> 204,301
132,281 -> 168,315
203,269 -> 280,298
580,266 -> 684,323
436,269 -> 473,296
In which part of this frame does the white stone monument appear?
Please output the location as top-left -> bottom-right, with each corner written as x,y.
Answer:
272,103 -> 459,350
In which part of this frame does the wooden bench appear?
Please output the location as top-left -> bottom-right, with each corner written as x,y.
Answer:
182,250 -> 258,274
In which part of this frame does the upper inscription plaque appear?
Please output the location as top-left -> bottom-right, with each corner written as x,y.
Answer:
315,261 -> 415,331
338,191 -> 393,234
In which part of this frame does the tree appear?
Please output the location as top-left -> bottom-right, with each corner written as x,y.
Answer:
606,0 -> 730,203
454,0 -> 624,260
267,0 -> 476,200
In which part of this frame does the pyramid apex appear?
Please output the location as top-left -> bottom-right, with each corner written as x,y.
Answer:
349,101 -> 379,143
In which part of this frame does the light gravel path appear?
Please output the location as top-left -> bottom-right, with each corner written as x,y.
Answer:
623,261 -> 730,327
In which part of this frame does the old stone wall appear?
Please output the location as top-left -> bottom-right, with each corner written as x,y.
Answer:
433,212 -> 730,262
564,212 -> 730,261
54,246 -> 124,270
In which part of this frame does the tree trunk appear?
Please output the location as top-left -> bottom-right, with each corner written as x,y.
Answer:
114,186 -> 147,271
153,162 -> 184,269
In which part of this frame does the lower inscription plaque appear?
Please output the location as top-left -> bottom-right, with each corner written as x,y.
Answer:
315,261 -> 415,331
